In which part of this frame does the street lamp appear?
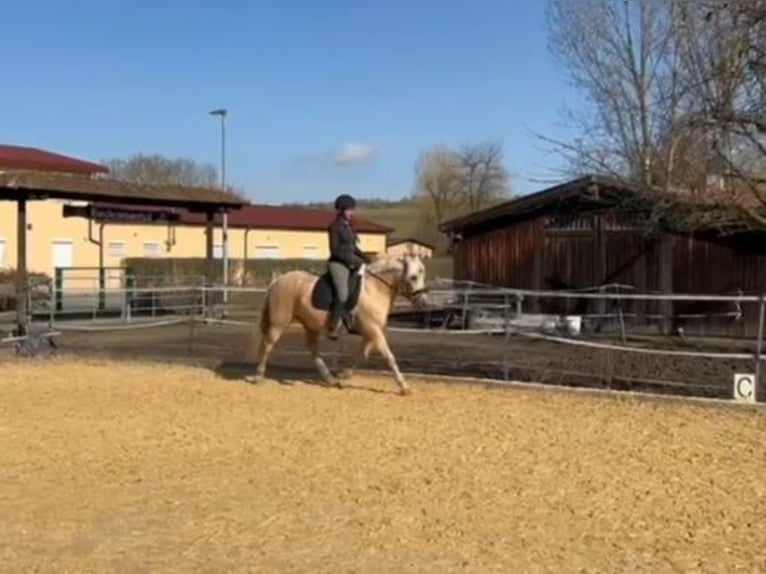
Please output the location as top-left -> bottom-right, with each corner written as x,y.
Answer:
209,108 -> 228,308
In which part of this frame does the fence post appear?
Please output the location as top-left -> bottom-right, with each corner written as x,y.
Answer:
98,266 -> 106,312
125,270 -> 135,323
618,297 -> 627,344
462,282 -> 472,330
503,293 -> 511,381
201,277 -> 208,319
755,294 -> 765,403
54,267 -> 63,312
48,281 -> 55,329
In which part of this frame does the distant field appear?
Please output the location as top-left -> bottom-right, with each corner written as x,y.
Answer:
358,201 -> 422,239
292,199 -> 452,277
298,199 -> 425,242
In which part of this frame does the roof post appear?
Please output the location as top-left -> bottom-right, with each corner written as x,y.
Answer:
16,199 -> 28,336
205,210 -> 214,281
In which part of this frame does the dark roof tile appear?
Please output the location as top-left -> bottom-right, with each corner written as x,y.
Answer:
0,144 -> 108,175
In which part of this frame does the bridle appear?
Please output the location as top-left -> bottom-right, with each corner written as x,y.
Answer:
365,268 -> 428,302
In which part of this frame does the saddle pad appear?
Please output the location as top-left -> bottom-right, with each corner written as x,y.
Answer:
310,271 -> 363,312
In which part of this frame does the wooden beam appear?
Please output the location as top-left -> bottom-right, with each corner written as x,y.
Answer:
205,211 -> 214,279
658,232 -> 675,335
593,212 -> 607,321
204,211 -> 215,317
16,199 -> 28,335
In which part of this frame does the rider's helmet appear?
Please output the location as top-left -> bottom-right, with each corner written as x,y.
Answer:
334,194 -> 357,212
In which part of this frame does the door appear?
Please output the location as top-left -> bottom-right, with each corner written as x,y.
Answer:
52,240 -> 74,269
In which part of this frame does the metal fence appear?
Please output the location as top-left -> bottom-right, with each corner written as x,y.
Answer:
2,277 -> 763,404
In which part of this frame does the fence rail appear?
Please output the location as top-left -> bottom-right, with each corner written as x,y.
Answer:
2,278 -> 763,403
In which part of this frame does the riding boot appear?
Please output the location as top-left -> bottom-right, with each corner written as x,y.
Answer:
327,301 -> 343,339
341,309 -> 354,332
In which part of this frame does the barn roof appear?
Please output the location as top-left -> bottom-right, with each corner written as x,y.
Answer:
439,174 -> 766,236
0,170 -> 243,210
87,202 -> 392,233
0,144 -> 108,175
439,175 -> 631,234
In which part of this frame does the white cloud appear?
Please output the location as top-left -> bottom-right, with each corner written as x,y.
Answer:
333,143 -> 377,166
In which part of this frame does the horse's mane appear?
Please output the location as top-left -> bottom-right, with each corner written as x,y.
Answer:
367,255 -> 405,275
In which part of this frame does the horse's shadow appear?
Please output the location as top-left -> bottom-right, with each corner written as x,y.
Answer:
212,361 -> 396,395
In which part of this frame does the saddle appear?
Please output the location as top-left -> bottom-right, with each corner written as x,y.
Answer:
310,270 -> 363,331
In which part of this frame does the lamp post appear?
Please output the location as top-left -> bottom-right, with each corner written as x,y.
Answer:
209,108 -> 228,308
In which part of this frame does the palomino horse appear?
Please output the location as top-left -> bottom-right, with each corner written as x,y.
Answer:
246,256 -> 428,395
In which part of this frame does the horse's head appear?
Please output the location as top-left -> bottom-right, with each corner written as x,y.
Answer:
400,255 -> 428,309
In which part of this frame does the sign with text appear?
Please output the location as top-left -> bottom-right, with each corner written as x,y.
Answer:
733,373 -> 756,403
63,204 -> 180,224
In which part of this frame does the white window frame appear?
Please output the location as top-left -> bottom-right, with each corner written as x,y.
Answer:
51,239 -> 75,269
0,237 -> 6,268
302,245 -> 320,260
142,241 -> 162,258
254,245 -> 280,260
107,241 -> 127,259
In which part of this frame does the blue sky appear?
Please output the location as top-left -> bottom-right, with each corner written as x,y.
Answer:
2,0 -> 577,203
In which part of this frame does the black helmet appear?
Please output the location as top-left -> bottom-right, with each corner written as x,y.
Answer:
334,194 -> 357,211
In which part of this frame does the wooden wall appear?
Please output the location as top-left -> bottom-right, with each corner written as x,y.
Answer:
452,213 -> 766,337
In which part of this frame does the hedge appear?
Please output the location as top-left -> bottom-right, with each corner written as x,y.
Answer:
124,256 -> 454,287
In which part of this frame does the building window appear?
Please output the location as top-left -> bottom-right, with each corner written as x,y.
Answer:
52,240 -> 74,269
142,242 -> 162,258
213,244 -> 227,259
0,238 -> 6,268
107,241 -> 126,259
255,245 -> 280,259
302,245 -> 320,259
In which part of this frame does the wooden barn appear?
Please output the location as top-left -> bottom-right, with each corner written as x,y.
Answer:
439,175 -> 766,337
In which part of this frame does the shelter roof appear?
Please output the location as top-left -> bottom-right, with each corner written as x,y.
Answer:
0,144 -> 108,175
0,170 -> 243,210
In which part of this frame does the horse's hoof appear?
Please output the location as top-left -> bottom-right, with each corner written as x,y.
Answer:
339,369 -> 354,380
400,386 -> 412,396
244,374 -> 263,384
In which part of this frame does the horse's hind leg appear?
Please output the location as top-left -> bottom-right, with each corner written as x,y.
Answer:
246,324 -> 284,383
305,329 -> 338,387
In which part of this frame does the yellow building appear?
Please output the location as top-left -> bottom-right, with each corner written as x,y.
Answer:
386,238 -> 435,259
0,145 -> 390,287
0,200 -> 390,280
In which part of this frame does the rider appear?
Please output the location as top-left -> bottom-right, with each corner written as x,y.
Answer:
327,194 -> 368,339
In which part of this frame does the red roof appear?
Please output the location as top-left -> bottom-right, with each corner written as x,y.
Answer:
90,203 -> 392,234
0,144 -> 108,175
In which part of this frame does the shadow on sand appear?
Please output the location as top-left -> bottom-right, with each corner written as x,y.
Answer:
212,361 -> 398,395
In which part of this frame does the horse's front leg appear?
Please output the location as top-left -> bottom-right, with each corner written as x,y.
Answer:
305,328 -> 338,387
372,330 -> 410,395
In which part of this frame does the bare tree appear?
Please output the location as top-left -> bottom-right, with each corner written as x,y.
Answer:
105,154 -> 218,187
671,0 -> 766,220
413,146 -> 463,224
456,142 -> 511,211
546,0 -> 686,187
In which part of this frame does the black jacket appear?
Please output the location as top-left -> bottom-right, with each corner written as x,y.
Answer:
328,216 -> 366,269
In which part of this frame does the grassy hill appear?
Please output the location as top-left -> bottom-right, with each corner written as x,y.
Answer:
293,198 -> 430,244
